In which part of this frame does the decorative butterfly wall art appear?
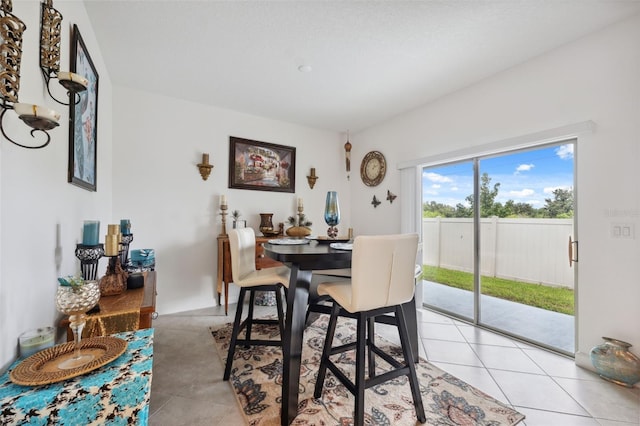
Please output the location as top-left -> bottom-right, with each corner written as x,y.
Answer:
371,195 -> 381,208
387,190 -> 397,204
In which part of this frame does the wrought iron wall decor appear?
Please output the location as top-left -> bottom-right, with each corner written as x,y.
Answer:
0,0 -> 60,149
39,0 -> 87,105
0,0 -> 25,106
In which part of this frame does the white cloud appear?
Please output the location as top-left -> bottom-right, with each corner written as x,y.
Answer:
509,188 -> 535,197
516,163 -> 535,173
432,184 -> 441,189
544,185 -> 572,194
424,172 -> 452,183
556,144 -> 574,160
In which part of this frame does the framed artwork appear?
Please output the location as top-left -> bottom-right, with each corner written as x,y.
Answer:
229,136 -> 296,193
68,24 -> 99,191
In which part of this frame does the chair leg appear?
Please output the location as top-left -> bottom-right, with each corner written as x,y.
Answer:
245,290 -> 257,344
367,316 -> 376,379
275,285 -> 285,340
314,302 -> 340,399
354,312 -> 367,425
395,305 -> 426,423
224,287 -> 247,381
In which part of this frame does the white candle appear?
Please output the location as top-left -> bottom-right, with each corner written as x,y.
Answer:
220,194 -> 227,207
56,71 -> 89,89
14,103 -> 60,122
298,198 -> 303,208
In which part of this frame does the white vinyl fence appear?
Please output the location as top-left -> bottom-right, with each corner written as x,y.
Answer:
422,217 -> 574,289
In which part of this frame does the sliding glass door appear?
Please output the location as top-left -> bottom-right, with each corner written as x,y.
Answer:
421,160 -> 475,321
421,142 -> 576,354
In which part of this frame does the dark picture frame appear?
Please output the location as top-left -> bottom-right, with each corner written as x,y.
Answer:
68,24 -> 99,191
229,136 -> 296,193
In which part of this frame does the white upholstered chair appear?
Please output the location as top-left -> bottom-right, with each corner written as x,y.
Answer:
313,233 -> 425,425
223,228 -> 290,381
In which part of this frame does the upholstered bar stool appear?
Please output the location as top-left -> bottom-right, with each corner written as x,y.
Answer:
223,228 -> 290,381
313,234 -> 426,425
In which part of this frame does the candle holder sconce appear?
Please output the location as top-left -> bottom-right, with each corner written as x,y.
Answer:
39,0 -> 88,105
0,0 -> 61,149
307,167 -> 318,189
120,233 -> 134,267
75,243 -> 104,281
197,153 -> 213,180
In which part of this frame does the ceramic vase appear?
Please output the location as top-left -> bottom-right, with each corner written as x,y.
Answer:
259,213 -> 274,236
590,337 -> 640,387
99,257 -> 127,296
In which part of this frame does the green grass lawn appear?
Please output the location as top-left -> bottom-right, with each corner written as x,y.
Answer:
420,265 -> 575,315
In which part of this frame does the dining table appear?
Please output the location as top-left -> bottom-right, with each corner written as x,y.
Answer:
263,238 -> 419,426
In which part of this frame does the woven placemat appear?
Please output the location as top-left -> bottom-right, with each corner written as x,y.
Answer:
9,336 -> 127,386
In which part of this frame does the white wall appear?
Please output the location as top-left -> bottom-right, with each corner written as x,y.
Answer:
0,1 -> 113,369
353,13 -> 640,368
111,87 -> 350,315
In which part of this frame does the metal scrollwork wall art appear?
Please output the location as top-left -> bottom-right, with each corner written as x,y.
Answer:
0,0 -> 61,149
39,0 -> 88,105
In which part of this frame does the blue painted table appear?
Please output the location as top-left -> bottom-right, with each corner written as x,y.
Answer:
0,328 -> 153,425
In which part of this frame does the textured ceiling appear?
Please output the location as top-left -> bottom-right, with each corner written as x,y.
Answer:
84,0 -> 640,132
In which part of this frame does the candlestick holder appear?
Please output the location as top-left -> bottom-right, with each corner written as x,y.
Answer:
219,204 -> 228,236
75,243 -> 104,281
98,256 -> 128,296
120,233 -> 134,267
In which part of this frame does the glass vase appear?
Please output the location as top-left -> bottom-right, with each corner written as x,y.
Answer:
324,191 -> 340,238
55,281 -> 101,369
590,337 -> 640,387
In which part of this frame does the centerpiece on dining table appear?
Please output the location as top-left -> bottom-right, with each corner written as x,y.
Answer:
324,191 -> 340,239
286,197 -> 312,237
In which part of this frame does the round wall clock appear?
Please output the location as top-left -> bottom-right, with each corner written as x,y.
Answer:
360,151 -> 386,187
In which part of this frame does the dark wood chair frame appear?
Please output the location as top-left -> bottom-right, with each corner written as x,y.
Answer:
223,283 -> 286,380
313,301 -> 426,425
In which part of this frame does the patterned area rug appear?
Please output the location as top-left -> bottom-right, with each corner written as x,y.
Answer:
211,316 -> 525,425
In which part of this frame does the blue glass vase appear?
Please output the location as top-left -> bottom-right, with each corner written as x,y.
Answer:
324,191 -> 340,238
590,337 -> 640,387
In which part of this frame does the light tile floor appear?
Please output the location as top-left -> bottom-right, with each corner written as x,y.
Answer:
149,304 -> 640,425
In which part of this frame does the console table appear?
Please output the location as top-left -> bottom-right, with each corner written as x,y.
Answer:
61,271 -> 157,341
0,328 -> 154,425
216,234 -> 282,315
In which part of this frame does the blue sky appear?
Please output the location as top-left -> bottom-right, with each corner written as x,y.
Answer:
422,143 -> 574,208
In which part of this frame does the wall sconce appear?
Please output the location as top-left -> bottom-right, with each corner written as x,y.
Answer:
40,0 -> 88,105
0,0 -> 60,149
344,131 -> 352,180
307,167 -> 318,189
197,153 -> 213,180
